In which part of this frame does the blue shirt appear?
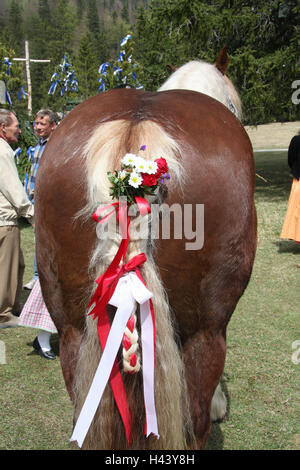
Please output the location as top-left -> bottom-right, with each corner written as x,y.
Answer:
25,138 -> 48,202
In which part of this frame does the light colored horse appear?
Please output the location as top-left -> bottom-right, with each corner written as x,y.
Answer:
159,47 -> 242,120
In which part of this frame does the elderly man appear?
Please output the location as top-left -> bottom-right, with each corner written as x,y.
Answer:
0,109 -> 34,328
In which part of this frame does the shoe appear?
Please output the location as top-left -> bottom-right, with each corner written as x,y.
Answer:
24,278 -> 37,290
0,315 -> 20,329
32,336 -> 56,360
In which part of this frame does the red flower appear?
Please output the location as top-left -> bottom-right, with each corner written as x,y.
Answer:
155,157 -> 169,177
141,173 -> 157,187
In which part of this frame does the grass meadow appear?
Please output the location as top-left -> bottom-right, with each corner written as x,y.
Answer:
0,151 -> 299,450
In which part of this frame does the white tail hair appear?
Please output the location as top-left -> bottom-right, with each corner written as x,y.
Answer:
72,119 -> 195,449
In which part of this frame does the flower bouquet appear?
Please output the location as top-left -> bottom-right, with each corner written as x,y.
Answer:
107,146 -> 170,205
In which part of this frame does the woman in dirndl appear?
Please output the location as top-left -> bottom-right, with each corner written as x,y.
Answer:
19,280 -> 57,359
281,132 -> 300,243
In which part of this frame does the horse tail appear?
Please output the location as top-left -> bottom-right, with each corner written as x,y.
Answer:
72,119 -> 195,449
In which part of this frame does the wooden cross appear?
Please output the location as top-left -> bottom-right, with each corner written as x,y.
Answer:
12,40 -> 51,116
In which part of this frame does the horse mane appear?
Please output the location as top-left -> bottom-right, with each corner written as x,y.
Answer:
159,51 -> 242,120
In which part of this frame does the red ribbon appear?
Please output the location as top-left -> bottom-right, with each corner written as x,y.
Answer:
89,197 -> 152,445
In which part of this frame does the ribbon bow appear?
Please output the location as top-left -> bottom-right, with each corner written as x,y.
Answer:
89,252 -> 147,318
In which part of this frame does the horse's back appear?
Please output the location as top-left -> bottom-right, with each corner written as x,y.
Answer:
35,88 -> 255,337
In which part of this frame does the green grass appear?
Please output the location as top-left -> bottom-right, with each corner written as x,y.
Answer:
0,223 -> 74,450
0,151 -> 299,450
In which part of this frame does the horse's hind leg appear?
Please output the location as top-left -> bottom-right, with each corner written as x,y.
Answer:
59,324 -> 83,402
183,325 -> 227,449
183,259 -> 254,449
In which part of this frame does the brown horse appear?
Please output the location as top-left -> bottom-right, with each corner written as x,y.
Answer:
35,87 -> 257,449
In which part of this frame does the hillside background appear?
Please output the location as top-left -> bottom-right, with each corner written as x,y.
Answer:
0,0 -> 299,126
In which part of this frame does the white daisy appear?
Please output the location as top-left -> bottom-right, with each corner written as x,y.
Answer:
145,160 -> 158,175
134,156 -> 148,173
121,153 -> 137,167
128,171 -> 142,188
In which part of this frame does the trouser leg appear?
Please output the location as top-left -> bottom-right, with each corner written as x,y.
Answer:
13,247 -> 25,314
0,226 -> 22,322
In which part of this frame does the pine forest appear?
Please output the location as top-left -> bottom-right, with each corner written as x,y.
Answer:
0,0 -> 299,127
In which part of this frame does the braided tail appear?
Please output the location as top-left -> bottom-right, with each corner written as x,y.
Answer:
122,311 -> 141,374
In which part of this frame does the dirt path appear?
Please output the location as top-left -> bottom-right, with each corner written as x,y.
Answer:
245,121 -> 300,150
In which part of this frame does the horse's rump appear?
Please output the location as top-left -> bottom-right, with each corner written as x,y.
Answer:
35,88 -> 256,449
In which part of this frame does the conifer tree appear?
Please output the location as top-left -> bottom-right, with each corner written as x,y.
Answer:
26,0 -> 53,113
7,0 -> 24,56
87,0 -> 108,64
75,32 -> 99,99
50,0 -> 77,63
76,0 -> 86,19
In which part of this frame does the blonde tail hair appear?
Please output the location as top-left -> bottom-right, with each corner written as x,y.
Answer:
72,119 -> 194,449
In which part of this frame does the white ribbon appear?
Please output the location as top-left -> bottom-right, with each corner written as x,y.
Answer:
70,272 -> 159,447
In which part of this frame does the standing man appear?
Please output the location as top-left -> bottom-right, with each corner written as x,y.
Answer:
0,109 -> 34,328
20,109 -> 57,359
24,108 -> 56,290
